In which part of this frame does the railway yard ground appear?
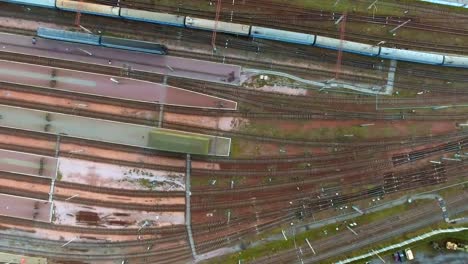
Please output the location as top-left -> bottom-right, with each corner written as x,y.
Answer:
0,0 -> 466,264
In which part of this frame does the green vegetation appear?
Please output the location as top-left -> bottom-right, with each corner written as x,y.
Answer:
239,120 -> 409,141
273,0 -> 466,15
56,169 -> 63,181
147,129 -> 211,155
136,178 -> 159,189
142,0 -> 467,16
229,138 -> 244,158
208,201 -> 424,263
328,225 -> 468,264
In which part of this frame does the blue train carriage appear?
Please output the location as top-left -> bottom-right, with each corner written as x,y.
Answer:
56,0 -> 120,17
443,55 -> 468,68
100,36 -> 168,55
0,0 -> 55,8
120,8 -> 186,27
314,36 -> 381,56
250,26 -> 316,45
419,0 -> 468,8
379,47 -> 445,65
37,27 -> 101,45
185,16 -> 251,36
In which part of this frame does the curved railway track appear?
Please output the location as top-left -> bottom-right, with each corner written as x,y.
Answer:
0,3 -> 466,263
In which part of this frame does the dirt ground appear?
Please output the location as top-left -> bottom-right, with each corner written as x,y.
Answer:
53,201 -> 184,228
57,157 -> 185,191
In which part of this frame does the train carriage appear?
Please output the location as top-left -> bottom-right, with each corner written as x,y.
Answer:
37,27 -> 101,45
250,26 -> 316,45
185,16 -> 251,36
380,47 -> 445,65
56,0 -> 120,17
0,0 -> 55,8
3,0 -> 468,69
120,8 -> 185,27
314,36 -> 381,56
100,36 -> 168,55
443,55 -> 468,68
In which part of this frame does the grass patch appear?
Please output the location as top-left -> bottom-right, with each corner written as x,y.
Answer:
239,120 -> 416,141
148,129 -> 211,155
273,0 -> 468,15
328,225 -> 468,264
228,137 -> 263,158
56,169 -> 63,181
207,201 -> 423,263
137,178 -> 154,189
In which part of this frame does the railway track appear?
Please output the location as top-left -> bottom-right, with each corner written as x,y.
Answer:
1,112 -> 466,175
190,168 -> 468,256
1,47 -> 467,123
251,193 -> 468,264
1,4 -> 466,98
0,3 -> 466,263
117,0 -> 468,53
0,173 -> 184,215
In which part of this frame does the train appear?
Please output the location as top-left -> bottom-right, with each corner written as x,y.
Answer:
419,0 -> 468,8
3,0 -> 468,68
37,27 -> 168,55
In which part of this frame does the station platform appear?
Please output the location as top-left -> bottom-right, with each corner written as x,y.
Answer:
0,104 -> 231,156
0,252 -> 47,264
0,149 -> 57,179
0,193 -> 51,222
0,60 -> 237,110
0,32 -> 242,85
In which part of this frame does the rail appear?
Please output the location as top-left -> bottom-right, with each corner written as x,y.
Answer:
336,227 -> 468,263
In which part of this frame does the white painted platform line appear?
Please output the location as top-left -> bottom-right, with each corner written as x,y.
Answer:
386,60 -> 397,95
226,137 -> 232,157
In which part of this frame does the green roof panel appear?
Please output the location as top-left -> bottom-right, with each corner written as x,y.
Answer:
147,129 -> 211,155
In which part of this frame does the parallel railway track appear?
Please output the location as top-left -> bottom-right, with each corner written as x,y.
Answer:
0,3 -> 466,262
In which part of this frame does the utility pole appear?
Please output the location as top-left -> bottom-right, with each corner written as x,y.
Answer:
74,0 -> 83,27
211,0 -> 222,52
335,12 -> 347,79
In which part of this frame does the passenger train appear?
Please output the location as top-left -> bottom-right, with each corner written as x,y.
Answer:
37,27 -> 168,54
2,0 -> 468,68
